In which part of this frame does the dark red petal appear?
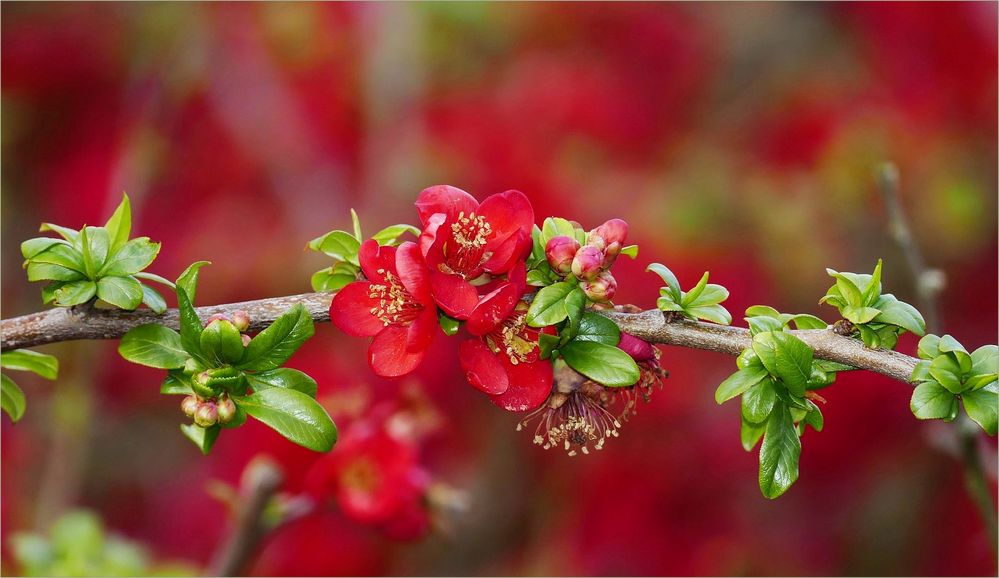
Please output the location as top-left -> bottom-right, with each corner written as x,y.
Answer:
358,239 -> 396,283
466,281 -> 522,336
329,282 -> 384,337
428,270 -> 479,319
369,326 -> 425,377
483,229 -> 533,275
618,332 -> 656,361
395,241 -> 432,303
488,357 -> 553,412
415,185 -> 478,226
459,339 -> 509,395
406,308 -> 438,353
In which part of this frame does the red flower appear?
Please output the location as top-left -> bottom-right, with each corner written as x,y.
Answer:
330,240 -> 438,377
459,271 -> 553,412
415,185 -> 534,319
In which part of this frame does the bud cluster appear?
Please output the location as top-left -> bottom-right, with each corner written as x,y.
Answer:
206,310 -> 253,347
544,218 -> 628,302
182,309 -> 253,421
181,393 -> 237,427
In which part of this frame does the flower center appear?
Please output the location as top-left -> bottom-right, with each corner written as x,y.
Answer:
368,270 -> 423,326
440,211 -> 493,277
340,457 -> 380,493
488,311 -> 538,365
516,390 -> 622,456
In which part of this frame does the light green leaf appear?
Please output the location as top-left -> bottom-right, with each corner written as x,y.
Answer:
176,261 -> 211,305
104,194 -> 132,253
620,244 -> 638,258
1,350 -> 59,380
746,316 -> 783,336
746,305 -> 781,319
759,401 -> 801,499
133,271 -> 175,288
246,368 -> 318,398
118,325 -> 189,369
39,222 -> 80,243
181,423 -> 221,455
741,415 -> 766,451
862,259 -> 882,305
21,237 -> 68,260
140,284 -> 167,314
680,272 -> 710,307
788,314 -> 827,330
525,280 -> 577,327
842,306 -> 881,324
753,331 -> 814,397
308,230 -> 361,262
962,384 -> 998,435
350,208 -> 362,240
828,270 -> 863,307
686,304 -> 732,325
238,305 -> 314,371
689,283 -> 728,306
237,387 -> 337,451
910,381 -> 958,420
371,224 -> 420,246
564,287 -> 586,337
2,374 -> 26,423
80,226 -> 111,278
96,276 -> 143,310
647,263 -> 681,302
200,320 -> 245,365
917,334 -> 941,360
873,294 -> 926,336
803,401 -> 824,432
160,373 -> 193,395
26,261 -> 86,283
929,355 -> 964,394
715,366 -> 768,404
560,340 -> 640,387
100,238 -> 160,276
52,280 -> 97,307
26,243 -> 86,273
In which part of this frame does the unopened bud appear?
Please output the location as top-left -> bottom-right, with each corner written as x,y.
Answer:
194,402 -> 219,427
205,313 -> 230,327
602,242 -> 622,268
618,332 -> 655,361
181,395 -> 200,417
545,236 -> 580,275
191,371 -> 214,397
571,246 -> 604,281
591,218 -> 628,247
231,310 -> 251,332
241,334 -> 252,347
580,271 -> 617,302
216,395 -> 237,423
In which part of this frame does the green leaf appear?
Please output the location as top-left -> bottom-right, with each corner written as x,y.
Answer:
26,260 -> 86,282
803,401 -> 824,432
753,331 -> 814,397
246,368 -> 318,398
39,222 -> 80,243
538,333 -> 560,360
788,314 -> 827,330
574,312 -> 621,345
962,384 -> 998,435
96,275 -> 144,310
911,360 -> 932,383
174,291 -> 205,367
680,272 -> 710,307
525,280 -> 577,327
758,401 -> 801,499
308,230 -> 361,262
21,237 -> 68,260
689,283 -> 728,306
742,379 -> 776,424
929,355 -> 965,394
2,374 -> 26,423
176,261 -> 211,305
26,243 -> 86,273
1,350 -> 59,380
560,340 -> 640,387
99,238 -> 160,276
686,304 -> 732,325
647,263 -> 681,302
104,194 -> 132,253
350,208 -> 363,240
237,387 -> 337,451
828,270 -> 863,307
438,312 -> 461,336
841,306 -> 881,324
746,305 -> 781,319
133,271 -> 175,288
862,259 -> 882,306
564,287 -> 586,337
80,226 -> 111,278
715,366 -> 769,404
910,381 -> 958,420
52,280 -> 97,306
656,294 -> 683,312
200,320 -> 245,365
118,325 -> 189,369
620,244 -> 638,258
160,373 -> 193,395
371,224 -> 420,246
917,334 -> 941,360
311,262 -> 358,292
180,424 -> 221,455
970,345 -> 997,375
746,316 -> 783,336
872,294 -> 926,336
238,305 -> 314,371
740,415 -> 766,451
140,284 -> 167,314
540,217 -> 576,248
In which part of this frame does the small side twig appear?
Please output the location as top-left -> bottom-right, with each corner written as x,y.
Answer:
210,458 -> 284,576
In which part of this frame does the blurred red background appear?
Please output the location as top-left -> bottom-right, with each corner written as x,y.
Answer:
2,2 -> 996,575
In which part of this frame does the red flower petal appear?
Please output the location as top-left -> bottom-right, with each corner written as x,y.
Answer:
406,308 -> 438,353
478,190 -> 534,273
489,356 -> 553,412
358,239 -> 396,284
483,228 -> 533,275
428,270 -> 479,319
466,281 -> 522,336
418,212 -> 448,268
330,282 -> 384,337
459,339 -> 509,395
395,241 -> 432,303
415,185 -> 478,226
368,326 -> 425,377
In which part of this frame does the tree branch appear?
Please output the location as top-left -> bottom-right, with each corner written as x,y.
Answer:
1,294 -> 918,385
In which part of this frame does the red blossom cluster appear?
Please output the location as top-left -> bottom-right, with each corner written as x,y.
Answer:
331,186 -> 668,454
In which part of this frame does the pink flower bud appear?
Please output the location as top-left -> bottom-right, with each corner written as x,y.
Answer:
231,310 -> 251,332
602,242 -> 622,268
241,334 -> 252,347
618,332 -> 655,362
181,395 -> 200,418
571,246 -> 605,280
205,313 -> 230,327
194,402 -> 219,427
580,271 -> 617,302
591,218 -> 628,247
216,395 -> 237,423
545,236 -> 580,275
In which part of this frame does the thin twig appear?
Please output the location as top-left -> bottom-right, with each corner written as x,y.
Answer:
210,458 -> 284,576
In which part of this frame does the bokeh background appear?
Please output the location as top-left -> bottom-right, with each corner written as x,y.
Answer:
2,2 -> 997,576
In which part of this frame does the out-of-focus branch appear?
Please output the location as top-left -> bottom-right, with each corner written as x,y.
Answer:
210,458 -> 285,577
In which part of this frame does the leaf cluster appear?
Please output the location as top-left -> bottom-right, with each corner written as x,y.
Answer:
910,335 -> 997,435
647,263 -> 732,325
307,209 -> 418,291
820,259 -> 925,348
20,195 -> 171,312
1,349 -> 59,423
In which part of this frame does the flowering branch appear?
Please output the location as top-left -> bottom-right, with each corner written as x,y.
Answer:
0,293 -> 919,385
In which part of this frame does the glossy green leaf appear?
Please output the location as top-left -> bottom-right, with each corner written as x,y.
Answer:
238,305 -> 314,371
21,237 -> 68,260
52,280 -> 97,307
841,306 -> 881,324
962,384 -> 998,435
564,287 -> 586,337
873,294 -> 926,336
96,276 -> 143,310
1,374 -> 26,423
680,272 -> 709,307
525,280 -> 577,327
742,379 -> 776,424
180,423 -> 221,455
538,332 -> 560,360
788,314 -> 827,330
758,401 -> 801,499
200,320 -> 245,365
140,284 -> 167,314
917,334 -> 941,360
176,288 -> 204,360
26,261 -> 86,282
39,222 -> 80,243
118,324 -> 188,369
929,355 -> 964,394
237,387 -> 337,451
745,305 -> 780,319
371,224 -> 420,246
246,368 -> 318,398
861,259 -> 882,305
99,238 -> 160,276
26,243 -> 86,274
686,304 -> 732,325
910,381 -> 958,420
689,283 -> 728,306
715,366 -> 769,404
308,230 -> 360,262
560,340 -> 640,387
827,270 -> 863,307
176,261 -> 211,305
574,312 -> 621,345
753,331 -> 813,397
104,194 -> 132,253
1,350 -> 59,380
740,415 -> 766,451
80,226 -> 111,278
647,263 -> 681,302
746,316 -> 783,336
